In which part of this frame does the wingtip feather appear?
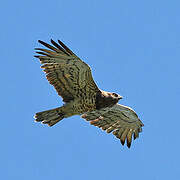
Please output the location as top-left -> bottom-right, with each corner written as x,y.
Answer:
127,141 -> 131,148
120,139 -> 125,146
34,55 -> 40,58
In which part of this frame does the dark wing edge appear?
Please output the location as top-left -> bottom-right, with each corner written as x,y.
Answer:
35,39 -> 76,57
81,104 -> 144,148
34,39 -> 99,102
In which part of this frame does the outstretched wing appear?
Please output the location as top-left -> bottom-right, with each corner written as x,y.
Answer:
81,104 -> 144,148
35,39 -> 99,102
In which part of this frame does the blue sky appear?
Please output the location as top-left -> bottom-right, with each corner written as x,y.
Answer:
1,0 -> 180,179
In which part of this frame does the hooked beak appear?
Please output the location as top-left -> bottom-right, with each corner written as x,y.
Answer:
118,95 -> 123,100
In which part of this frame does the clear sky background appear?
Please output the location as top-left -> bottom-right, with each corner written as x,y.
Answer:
1,0 -> 180,179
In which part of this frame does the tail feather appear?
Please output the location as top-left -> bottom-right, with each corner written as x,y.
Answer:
34,107 -> 64,127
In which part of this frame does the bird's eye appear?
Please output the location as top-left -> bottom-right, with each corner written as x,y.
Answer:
112,93 -> 118,97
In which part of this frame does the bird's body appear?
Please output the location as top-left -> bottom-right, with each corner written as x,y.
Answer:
34,39 -> 144,148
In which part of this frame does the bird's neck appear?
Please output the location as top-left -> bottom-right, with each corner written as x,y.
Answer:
95,91 -> 118,110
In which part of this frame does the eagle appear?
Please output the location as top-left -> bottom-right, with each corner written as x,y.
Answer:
34,39 -> 144,148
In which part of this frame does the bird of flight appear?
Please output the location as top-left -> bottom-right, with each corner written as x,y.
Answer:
34,39 -> 144,148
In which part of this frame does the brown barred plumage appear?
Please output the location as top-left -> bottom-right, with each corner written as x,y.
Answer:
34,39 -> 144,148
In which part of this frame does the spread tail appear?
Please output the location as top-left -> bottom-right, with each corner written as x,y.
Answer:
34,107 -> 65,127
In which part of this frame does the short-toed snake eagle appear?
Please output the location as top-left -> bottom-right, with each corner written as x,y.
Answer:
34,39 -> 144,148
